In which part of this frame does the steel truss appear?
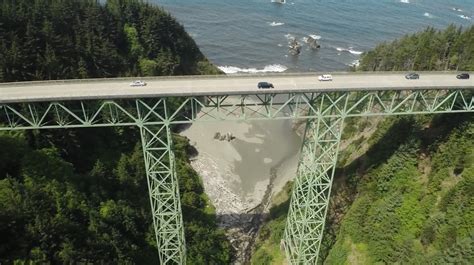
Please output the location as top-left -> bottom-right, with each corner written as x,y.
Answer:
0,89 -> 472,130
283,94 -> 346,264
137,100 -> 186,264
0,88 -> 472,264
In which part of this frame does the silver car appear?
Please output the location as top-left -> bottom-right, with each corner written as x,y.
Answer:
130,80 -> 147,87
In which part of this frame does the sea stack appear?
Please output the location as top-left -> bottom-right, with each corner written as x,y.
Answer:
288,38 -> 301,55
306,35 -> 321,49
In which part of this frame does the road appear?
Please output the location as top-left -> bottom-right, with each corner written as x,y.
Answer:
1,72 -> 473,103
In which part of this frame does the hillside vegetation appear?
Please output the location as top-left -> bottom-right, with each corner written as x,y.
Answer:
0,0 -> 220,82
325,114 -> 473,264
359,25 -> 474,71
251,26 -> 474,264
0,0 -> 231,264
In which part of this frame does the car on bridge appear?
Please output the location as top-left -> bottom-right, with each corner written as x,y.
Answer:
456,73 -> 470,79
405,73 -> 419,79
318,74 -> 333,81
258,82 -> 274,89
130,80 -> 147,87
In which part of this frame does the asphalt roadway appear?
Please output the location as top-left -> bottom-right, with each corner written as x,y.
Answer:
1,72 -> 473,103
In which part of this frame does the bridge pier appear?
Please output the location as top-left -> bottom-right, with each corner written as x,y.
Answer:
284,94 -> 346,264
138,100 -> 186,264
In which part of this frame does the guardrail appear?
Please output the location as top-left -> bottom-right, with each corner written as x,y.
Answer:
0,71 -> 467,87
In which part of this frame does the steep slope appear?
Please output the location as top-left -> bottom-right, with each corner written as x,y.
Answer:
326,115 -> 473,264
0,0 -> 221,82
0,0 -> 230,263
251,26 -> 474,264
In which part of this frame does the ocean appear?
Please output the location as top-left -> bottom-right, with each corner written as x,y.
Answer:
154,0 -> 474,73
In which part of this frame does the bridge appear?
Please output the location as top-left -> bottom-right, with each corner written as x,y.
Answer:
1,72 -> 473,264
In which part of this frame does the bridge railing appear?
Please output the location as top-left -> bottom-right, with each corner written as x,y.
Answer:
0,71 -> 465,87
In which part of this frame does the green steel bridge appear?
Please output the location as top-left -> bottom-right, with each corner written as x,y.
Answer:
1,72 -> 473,264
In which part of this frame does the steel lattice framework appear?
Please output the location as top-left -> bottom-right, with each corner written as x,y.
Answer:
0,88 -> 473,264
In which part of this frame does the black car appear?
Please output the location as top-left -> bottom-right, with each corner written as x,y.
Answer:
456,73 -> 470,79
405,73 -> 420,79
257,82 -> 274,89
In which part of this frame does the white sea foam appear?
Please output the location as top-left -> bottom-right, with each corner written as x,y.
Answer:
347,59 -> 360,67
309,34 -> 322,40
218,64 -> 288,74
424,12 -> 433,18
336,47 -> 363,55
277,43 -> 283,47
284,33 -> 294,40
452,7 -> 463,12
400,0 -> 409,4
349,49 -> 363,55
269,21 -> 285,26
459,14 -> 471,20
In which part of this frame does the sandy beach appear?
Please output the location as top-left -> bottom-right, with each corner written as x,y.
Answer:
181,119 -> 301,216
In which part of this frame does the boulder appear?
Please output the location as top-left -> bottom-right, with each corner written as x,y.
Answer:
288,38 -> 301,55
306,35 -> 321,49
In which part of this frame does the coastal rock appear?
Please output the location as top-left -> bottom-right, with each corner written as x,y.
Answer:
306,35 -> 321,49
288,38 -> 302,55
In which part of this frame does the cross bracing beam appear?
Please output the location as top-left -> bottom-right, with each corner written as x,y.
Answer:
0,87 -> 472,264
1,89 -> 472,130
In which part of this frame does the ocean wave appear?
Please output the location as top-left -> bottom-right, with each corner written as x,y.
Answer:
284,33 -> 294,40
400,0 -> 409,3
269,21 -> 285,26
458,14 -> 471,20
347,59 -> 360,67
309,34 -> 321,40
424,12 -> 433,18
452,7 -> 463,12
218,64 -> 288,74
336,47 -> 363,55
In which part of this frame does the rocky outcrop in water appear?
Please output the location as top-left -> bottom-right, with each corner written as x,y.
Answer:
306,35 -> 321,49
288,38 -> 302,55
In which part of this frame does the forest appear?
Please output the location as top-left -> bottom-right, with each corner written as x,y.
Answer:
358,25 -> 474,71
251,26 -> 473,264
0,0 -> 230,263
0,0 -> 220,82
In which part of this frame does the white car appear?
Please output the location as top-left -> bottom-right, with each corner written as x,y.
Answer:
129,80 -> 147,87
318,74 -> 333,81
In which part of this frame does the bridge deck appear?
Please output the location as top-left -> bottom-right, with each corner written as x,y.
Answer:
1,73 -> 473,103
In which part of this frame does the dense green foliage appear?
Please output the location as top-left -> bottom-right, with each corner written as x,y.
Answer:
252,115 -> 473,265
326,115 -> 473,264
358,25 -> 474,71
0,0 -> 221,82
0,129 -> 232,263
251,182 -> 292,265
252,26 -> 474,264
0,0 -> 231,263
